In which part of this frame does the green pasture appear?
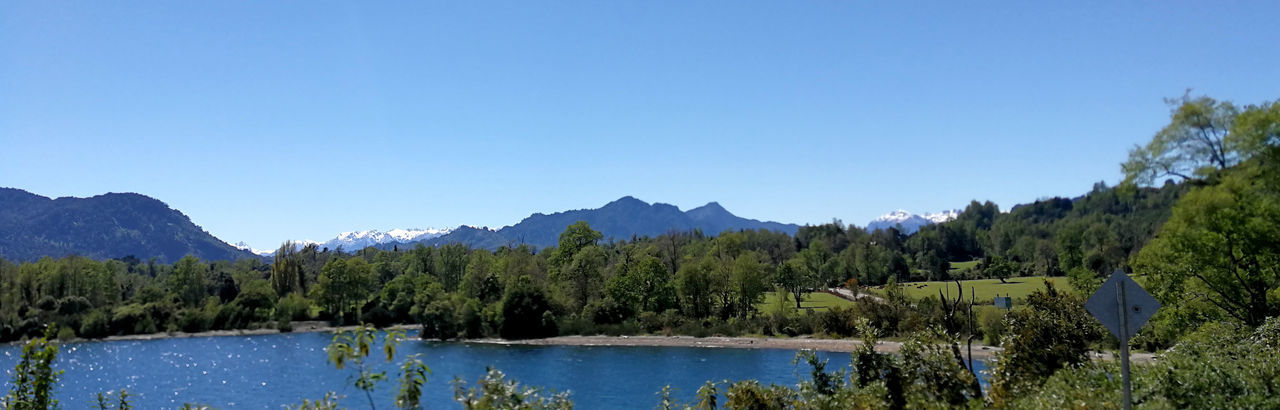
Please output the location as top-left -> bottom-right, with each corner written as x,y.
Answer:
757,291 -> 856,312
870,276 -> 1075,304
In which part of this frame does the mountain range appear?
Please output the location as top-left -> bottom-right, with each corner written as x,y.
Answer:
0,187 -> 973,261
410,196 -> 800,250
865,209 -> 961,234
0,188 -> 256,263
0,189 -> 804,261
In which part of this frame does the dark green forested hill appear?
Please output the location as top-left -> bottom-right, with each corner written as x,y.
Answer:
0,188 -> 257,263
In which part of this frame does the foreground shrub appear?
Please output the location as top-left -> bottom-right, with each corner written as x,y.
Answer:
1011,317 -> 1280,409
989,281 -> 1103,404
2,327 -> 62,409
453,368 -> 572,410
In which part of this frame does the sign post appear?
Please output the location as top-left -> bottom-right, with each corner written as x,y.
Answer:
1085,271 -> 1160,410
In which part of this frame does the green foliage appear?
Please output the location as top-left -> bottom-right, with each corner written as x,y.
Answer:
657,322 -> 982,409
419,298 -> 459,341
499,276 -> 558,340
96,389 -> 131,410
395,354 -> 431,409
548,221 -> 603,270
978,307 -> 1007,345
312,257 -> 375,323
1013,317 -> 1280,409
606,255 -> 674,314
326,325 -> 407,410
271,242 -> 305,296
1135,159 -> 1280,327
168,256 -> 209,308
276,292 -> 313,321
287,392 -> 340,410
79,309 -> 111,339
452,368 -> 573,410
1123,93 -> 1243,185
3,326 -> 63,409
990,281 -> 1104,404
983,256 -> 1018,283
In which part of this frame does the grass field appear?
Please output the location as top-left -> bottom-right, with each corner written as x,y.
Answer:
948,260 -> 980,272
757,291 -> 855,312
869,276 -> 1075,304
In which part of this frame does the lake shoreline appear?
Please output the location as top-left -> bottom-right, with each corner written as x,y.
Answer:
26,325 -> 1153,363
35,322 -> 418,345
468,335 -> 1008,359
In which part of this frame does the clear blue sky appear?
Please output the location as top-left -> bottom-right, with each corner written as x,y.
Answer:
2,2 -> 1278,250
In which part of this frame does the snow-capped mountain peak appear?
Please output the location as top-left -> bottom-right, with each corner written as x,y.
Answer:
232,228 -> 452,257
875,210 -> 917,224
923,209 -> 961,224
866,209 -> 960,234
322,228 -> 452,251
231,241 -> 276,257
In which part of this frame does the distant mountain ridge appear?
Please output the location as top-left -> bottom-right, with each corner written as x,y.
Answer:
411,196 -> 800,250
866,209 -> 960,234
1,188 -> 798,261
0,188 -> 256,263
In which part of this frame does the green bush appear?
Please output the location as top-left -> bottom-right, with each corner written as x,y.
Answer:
55,325 -> 76,340
79,310 -> 111,339
584,298 -> 633,325
56,296 -> 92,316
990,282 -> 1105,405
111,304 -> 153,335
498,277 -> 557,340
979,308 -> 1006,345
213,304 -> 248,330
275,293 -> 313,321
276,315 -> 293,333
555,314 -> 594,336
176,308 -> 213,333
817,306 -> 860,337
419,299 -> 459,340
1013,318 -> 1280,409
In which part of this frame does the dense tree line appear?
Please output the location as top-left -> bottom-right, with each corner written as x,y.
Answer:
0,171 -> 1210,344
0,176 -> 1186,345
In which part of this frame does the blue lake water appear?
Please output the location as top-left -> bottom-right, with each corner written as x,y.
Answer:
0,331 -> 988,409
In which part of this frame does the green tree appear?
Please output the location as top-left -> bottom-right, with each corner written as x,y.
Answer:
1123,93 -> 1245,185
548,221 -> 603,270
1231,100 -> 1280,159
169,256 -> 209,308
984,255 -> 1018,284
676,258 -> 715,317
498,276 -> 557,340
1135,162 -> 1280,326
272,242 -> 304,296
435,244 -> 468,293
730,252 -> 770,317
313,258 -> 375,322
557,245 -> 605,311
606,255 -> 673,313
775,258 -> 810,309
460,251 -> 502,304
